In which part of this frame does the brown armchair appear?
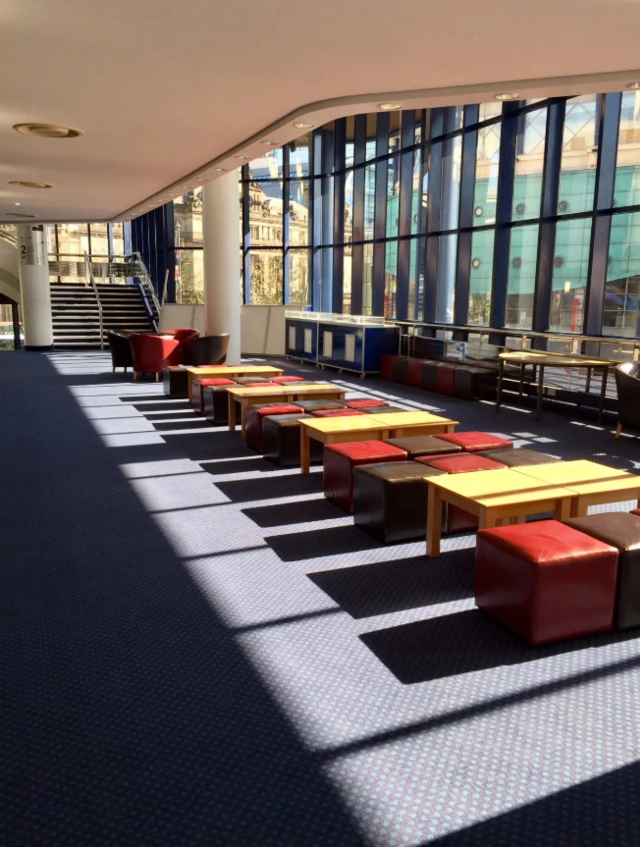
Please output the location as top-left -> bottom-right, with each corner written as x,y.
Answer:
182,334 -> 230,366
614,362 -> 640,437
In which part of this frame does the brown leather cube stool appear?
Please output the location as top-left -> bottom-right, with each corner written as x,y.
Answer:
385,435 -> 462,460
565,512 -> 640,630
233,376 -> 274,386
420,361 -> 439,391
163,367 -> 189,398
324,440 -> 408,512
245,403 -> 304,452
262,413 -> 323,467
353,461 -> 446,543
476,520 -> 618,645
454,367 -> 498,400
478,448 -> 560,467
203,384 -> 240,426
392,357 -> 409,384
295,400 -> 346,413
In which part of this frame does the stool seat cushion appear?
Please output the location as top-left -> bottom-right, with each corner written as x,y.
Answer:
240,381 -> 274,388
385,435 -> 462,459
255,404 -> 303,417
311,409 -> 365,418
437,431 -> 514,452
295,400 -> 345,412
354,461 -> 446,543
417,453 -> 506,473
477,448 -> 559,467
234,376 -> 273,385
476,520 -> 618,645
565,513 -> 640,630
271,376 -> 306,384
198,378 -> 236,386
192,378 -> 236,414
324,441 -> 408,512
343,399 -> 388,409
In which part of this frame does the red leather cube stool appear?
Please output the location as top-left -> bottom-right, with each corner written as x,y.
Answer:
311,409 -> 365,418
407,359 -> 426,388
295,400 -> 346,413
344,399 -> 388,409
417,453 -> 506,533
203,382 -> 240,426
245,404 -> 304,452
437,431 -> 514,453
263,413 -> 324,467
630,508 -> 640,517
435,364 -> 456,396
565,513 -> 640,630
323,440 -> 408,512
475,520 -> 619,645
271,376 -> 306,384
477,448 -> 559,467
354,461 -> 445,543
381,355 -> 401,381
385,435 -> 462,460
191,378 -> 236,415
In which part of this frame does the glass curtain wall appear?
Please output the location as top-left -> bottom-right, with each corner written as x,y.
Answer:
47,223 -> 128,283
152,91 -> 640,340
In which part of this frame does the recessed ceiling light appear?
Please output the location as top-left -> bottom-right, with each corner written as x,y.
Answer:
627,82 -> 640,90
495,92 -> 519,101
13,123 -> 82,139
234,155 -> 252,160
6,212 -> 35,218
15,202 -> 20,206
213,167 -> 229,172
293,121 -> 314,129
261,140 -> 279,146
378,103 -> 401,111
8,180 -> 53,189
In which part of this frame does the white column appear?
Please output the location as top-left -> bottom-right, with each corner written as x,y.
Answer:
17,224 -> 53,350
202,172 -> 242,362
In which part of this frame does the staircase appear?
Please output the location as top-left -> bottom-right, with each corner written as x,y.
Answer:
51,283 -> 157,348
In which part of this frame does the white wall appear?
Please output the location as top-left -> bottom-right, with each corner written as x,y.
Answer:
158,304 -> 287,356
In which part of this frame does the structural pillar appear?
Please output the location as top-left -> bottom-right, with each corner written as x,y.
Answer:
202,173 -> 242,363
17,224 -> 53,351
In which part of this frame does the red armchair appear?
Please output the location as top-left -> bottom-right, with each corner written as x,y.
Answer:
129,334 -> 182,381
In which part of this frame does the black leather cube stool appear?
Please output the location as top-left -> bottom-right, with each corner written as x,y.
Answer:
262,413 -> 324,467
565,512 -> 640,630
353,461 -> 446,543
203,385 -> 240,426
392,357 -> 409,384
294,400 -> 346,413
163,367 -> 188,398
453,367 -> 498,400
477,448 -> 560,467
420,361 -> 439,391
385,435 -> 462,460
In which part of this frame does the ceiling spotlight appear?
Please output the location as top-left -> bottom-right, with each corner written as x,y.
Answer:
13,123 -> 83,138
378,103 -> 401,111
293,122 -> 314,129
495,92 -> 519,101
234,155 -> 252,160
15,202 -> 20,206
627,82 -> 640,90
261,140 -> 279,146
8,180 -> 53,189
213,167 -> 229,172
6,212 -> 36,218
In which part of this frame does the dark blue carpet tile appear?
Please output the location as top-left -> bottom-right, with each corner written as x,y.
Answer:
2,349 -> 640,847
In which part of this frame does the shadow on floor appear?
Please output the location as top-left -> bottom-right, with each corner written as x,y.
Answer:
309,550 -> 474,619
216,472 -> 323,503
266,524 -> 381,561
244,498 -> 344,527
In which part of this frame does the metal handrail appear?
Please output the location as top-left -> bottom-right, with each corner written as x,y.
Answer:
84,253 -> 104,350
130,252 -> 161,318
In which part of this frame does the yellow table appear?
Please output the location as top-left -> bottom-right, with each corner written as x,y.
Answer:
513,460 -> 640,518
368,411 -> 458,437
183,365 -> 284,402
226,383 -> 347,437
496,350 -> 613,422
425,468 -> 575,557
299,413 -> 458,474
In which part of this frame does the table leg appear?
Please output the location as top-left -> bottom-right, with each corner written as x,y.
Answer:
300,429 -> 310,475
426,487 -> 443,558
518,363 -> 525,404
496,359 -> 505,412
567,498 -> 585,519
187,376 -> 193,403
240,400 -> 248,439
536,365 -> 545,422
479,509 -> 497,530
445,424 -> 455,433
510,515 -> 526,525
598,366 -> 608,425
228,393 -> 236,432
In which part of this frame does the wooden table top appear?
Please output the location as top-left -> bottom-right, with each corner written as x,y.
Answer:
184,365 -> 284,377
427,467 -> 576,508
367,411 -> 458,427
513,460 -> 640,496
499,351 -> 613,368
300,417 -> 385,435
226,383 -> 342,398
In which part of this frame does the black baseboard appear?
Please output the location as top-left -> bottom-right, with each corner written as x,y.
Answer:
25,345 -> 54,352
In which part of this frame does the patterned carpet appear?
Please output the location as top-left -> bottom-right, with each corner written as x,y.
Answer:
2,349 -> 640,847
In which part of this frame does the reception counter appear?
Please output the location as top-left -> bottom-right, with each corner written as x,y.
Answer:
285,311 -> 399,376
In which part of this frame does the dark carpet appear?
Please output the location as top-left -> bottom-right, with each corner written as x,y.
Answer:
2,349 -> 640,847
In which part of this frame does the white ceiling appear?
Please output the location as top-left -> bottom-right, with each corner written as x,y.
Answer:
2,0 -> 640,224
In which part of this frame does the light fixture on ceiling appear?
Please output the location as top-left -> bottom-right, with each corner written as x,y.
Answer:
378,103 -> 401,111
8,180 -> 53,189
234,155 -> 252,160
212,167 -> 229,172
495,92 -> 519,101
6,212 -> 35,218
13,123 -> 83,138
293,121 -> 314,129
627,82 -> 640,90
261,140 -> 279,146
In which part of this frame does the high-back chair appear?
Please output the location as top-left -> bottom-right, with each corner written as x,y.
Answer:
614,362 -> 640,437
129,333 -> 182,382
106,330 -> 133,374
182,334 -> 230,366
